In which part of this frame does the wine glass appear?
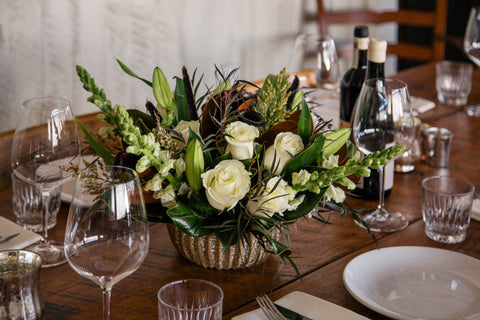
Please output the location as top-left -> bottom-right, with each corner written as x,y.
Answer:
11,97 -> 80,267
288,33 -> 340,90
351,79 -> 415,232
65,165 -> 150,320
464,6 -> 480,117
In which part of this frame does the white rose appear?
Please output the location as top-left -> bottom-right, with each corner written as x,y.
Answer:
173,120 -> 200,145
201,160 -> 251,210
225,121 -> 259,160
248,177 -> 299,217
264,132 -> 304,174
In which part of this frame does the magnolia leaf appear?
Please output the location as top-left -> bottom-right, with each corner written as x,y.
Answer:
167,203 -> 211,237
174,77 -> 191,122
283,135 -> 325,176
76,119 -> 114,165
297,98 -> 312,145
116,58 -> 152,87
322,128 -> 351,158
152,67 -> 172,110
282,191 -> 325,222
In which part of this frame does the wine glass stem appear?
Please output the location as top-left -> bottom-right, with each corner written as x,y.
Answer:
103,288 -> 112,320
377,164 -> 386,212
40,192 -> 50,246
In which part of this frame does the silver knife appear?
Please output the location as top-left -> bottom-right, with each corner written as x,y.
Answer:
0,233 -> 20,244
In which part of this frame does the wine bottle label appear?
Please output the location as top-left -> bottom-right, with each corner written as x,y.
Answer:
384,161 -> 394,190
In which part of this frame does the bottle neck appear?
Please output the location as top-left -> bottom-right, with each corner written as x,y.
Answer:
365,61 -> 385,80
352,37 -> 369,69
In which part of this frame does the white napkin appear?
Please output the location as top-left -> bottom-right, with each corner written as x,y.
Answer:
410,96 -> 435,115
0,217 -> 42,251
306,89 -> 340,129
232,291 -> 369,320
471,199 -> 480,222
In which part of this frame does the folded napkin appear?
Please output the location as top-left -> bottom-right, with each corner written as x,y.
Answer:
0,217 -> 42,251
471,199 -> 480,222
410,96 -> 435,115
306,89 -> 340,129
232,291 -> 369,320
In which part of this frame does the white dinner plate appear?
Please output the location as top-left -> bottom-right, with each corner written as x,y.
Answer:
343,246 -> 480,320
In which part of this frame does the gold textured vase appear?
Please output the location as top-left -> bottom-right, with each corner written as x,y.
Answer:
167,224 -> 278,270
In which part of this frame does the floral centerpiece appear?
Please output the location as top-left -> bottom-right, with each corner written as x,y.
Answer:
74,60 -> 403,269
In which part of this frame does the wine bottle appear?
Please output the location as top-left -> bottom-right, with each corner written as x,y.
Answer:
353,38 -> 393,200
339,25 -> 369,129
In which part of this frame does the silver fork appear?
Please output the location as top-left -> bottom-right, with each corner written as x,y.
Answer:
256,294 -> 287,320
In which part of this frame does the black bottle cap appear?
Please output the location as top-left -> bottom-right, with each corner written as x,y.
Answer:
354,26 -> 369,38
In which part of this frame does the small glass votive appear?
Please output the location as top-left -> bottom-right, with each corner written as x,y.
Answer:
11,172 -> 61,232
158,279 -> 223,320
435,61 -> 473,106
422,176 -> 475,243
0,250 -> 44,319
421,127 -> 454,168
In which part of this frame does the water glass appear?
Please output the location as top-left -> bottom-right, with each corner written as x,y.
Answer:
158,279 -> 223,320
435,61 -> 472,106
11,172 -> 61,232
0,250 -> 44,319
422,176 -> 475,243
288,33 -> 340,90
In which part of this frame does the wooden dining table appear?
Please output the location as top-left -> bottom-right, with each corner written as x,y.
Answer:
0,62 -> 479,319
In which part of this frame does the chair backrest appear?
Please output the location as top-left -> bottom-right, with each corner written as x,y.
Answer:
315,0 -> 448,63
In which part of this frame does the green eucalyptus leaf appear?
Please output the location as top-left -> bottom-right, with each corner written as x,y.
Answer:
152,67 -> 172,110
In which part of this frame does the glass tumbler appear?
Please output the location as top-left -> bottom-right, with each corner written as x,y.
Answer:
158,279 -> 223,320
422,176 -> 475,243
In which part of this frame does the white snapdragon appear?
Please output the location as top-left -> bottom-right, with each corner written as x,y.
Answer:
263,132 -> 304,174
224,121 -> 259,160
158,184 -> 177,208
322,154 -> 339,169
201,160 -> 251,210
247,177 -> 301,218
324,185 -> 346,203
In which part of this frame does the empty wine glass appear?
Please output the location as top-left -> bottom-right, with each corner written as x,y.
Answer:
464,6 -> 480,116
288,33 -> 340,90
352,79 -> 415,232
11,97 -> 80,267
65,165 -> 150,320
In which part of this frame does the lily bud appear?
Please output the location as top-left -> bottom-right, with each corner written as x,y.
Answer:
184,129 -> 204,192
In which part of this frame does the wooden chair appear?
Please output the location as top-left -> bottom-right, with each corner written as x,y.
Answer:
315,0 -> 448,63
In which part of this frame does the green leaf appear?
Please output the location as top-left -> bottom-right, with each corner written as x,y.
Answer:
174,77 -> 191,122
167,203 -> 211,237
116,58 -> 152,87
297,98 -> 311,145
127,109 -> 156,134
322,128 -> 351,158
76,119 -> 114,165
282,191 -> 325,222
152,67 -> 172,110
283,135 -> 325,176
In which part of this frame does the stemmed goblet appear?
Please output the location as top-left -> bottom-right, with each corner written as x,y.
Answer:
11,97 -> 80,267
65,165 -> 150,320
464,6 -> 480,116
351,79 -> 415,232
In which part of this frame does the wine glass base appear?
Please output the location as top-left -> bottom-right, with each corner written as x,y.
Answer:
27,240 -> 67,268
355,209 -> 409,233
